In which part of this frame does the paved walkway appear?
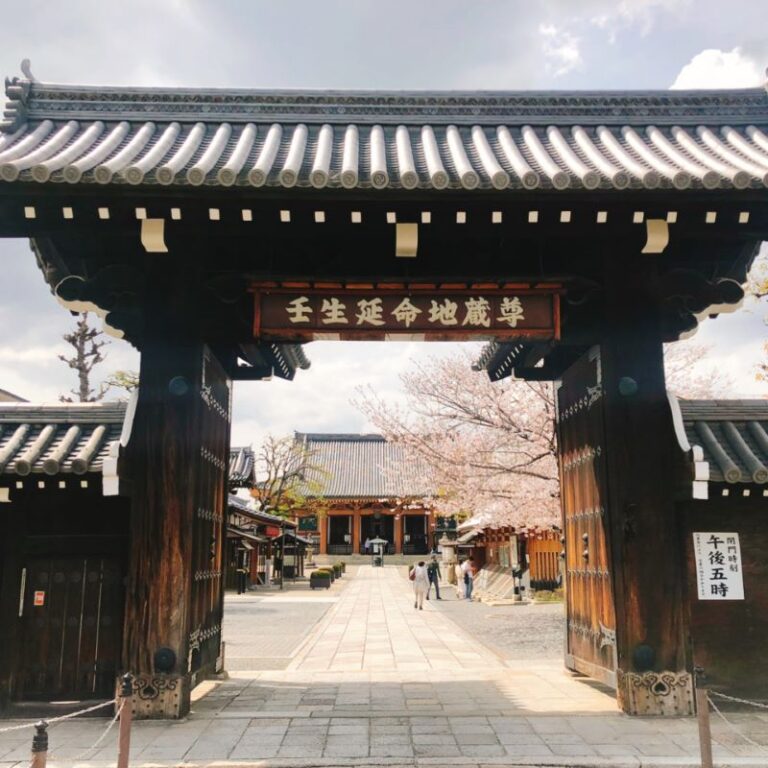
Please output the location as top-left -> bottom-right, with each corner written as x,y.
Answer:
225,586 -> 338,670
1,566 -> 767,767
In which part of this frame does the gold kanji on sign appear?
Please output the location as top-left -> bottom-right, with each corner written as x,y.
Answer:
356,298 -> 385,326
286,296 -> 313,323
391,297 -> 423,328
496,296 -> 525,327
462,297 -> 491,327
428,299 -> 459,326
320,297 -> 348,324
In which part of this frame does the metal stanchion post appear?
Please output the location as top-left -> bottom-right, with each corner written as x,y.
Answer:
116,673 -> 134,768
30,720 -> 48,768
695,667 -> 713,768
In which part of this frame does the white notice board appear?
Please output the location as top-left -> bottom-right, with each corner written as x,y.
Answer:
693,532 -> 744,600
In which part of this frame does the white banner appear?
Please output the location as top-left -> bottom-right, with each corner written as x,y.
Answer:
693,532 -> 744,601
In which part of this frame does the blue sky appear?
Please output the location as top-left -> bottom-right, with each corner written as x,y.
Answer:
0,0 -> 766,444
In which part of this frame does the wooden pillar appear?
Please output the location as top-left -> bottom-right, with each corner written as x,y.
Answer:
122,339 -> 230,719
352,508 -> 361,554
600,252 -> 692,716
394,513 -> 403,555
319,515 -> 328,555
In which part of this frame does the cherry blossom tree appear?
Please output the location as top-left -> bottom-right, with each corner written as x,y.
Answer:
664,341 -> 734,398
746,246 -> 768,382
354,351 -> 560,529
354,342 -> 733,530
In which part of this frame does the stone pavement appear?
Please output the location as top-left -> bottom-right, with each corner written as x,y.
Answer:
1,565 -> 767,767
224,582 -> 340,670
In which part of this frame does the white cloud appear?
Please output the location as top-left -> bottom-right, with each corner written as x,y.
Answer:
591,0 -> 691,39
539,23 -> 582,77
671,47 -> 764,89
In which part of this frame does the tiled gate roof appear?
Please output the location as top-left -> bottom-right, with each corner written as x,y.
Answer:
1,74 -> 767,192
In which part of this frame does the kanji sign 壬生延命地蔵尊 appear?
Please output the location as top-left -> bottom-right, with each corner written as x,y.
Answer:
252,288 -> 559,341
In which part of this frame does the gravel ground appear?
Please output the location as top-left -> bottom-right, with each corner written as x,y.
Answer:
429,587 -> 565,660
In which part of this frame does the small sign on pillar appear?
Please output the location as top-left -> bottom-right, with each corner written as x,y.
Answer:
33,591 -> 45,607
693,532 -> 744,600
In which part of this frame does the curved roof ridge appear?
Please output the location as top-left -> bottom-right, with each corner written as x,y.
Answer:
298,432 -> 386,442
4,73 -> 767,132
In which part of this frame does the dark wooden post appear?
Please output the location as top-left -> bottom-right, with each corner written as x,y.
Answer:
30,720 -> 48,768
122,339 -> 205,717
122,320 -> 231,717
600,252 -> 693,716
695,668 -> 714,768
116,673 -> 133,768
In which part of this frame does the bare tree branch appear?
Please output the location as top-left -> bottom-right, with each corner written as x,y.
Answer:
59,313 -> 109,403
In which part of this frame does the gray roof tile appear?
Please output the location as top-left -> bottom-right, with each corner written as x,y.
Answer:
297,432 -> 432,499
2,77 -> 767,192
229,446 -> 255,487
680,399 -> 768,484
0,401 -> 126,476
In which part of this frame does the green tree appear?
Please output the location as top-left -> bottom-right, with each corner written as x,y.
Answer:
104,369 -> 140,394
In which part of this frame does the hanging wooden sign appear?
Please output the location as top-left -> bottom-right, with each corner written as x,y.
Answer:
252,286 -> 560,342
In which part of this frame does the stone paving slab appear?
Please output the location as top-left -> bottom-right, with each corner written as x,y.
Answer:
1,567 -> 766,767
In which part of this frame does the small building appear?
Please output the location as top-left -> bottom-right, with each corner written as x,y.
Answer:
226,494 -> 299,589
293,433 -> 435,556
672,397 -> 768,701
0,402 -> 129,708
456,517 -> 561,599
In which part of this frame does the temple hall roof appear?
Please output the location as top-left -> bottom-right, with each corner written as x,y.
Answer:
1,71 -> 767,192
229,446 -> 255,488
296,432 -> 432,500
0,401 -> 126,476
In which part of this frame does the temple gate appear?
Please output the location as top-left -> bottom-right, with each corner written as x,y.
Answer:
0,65 -> 766,716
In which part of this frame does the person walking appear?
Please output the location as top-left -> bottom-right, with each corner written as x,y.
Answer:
411,560 -> 429,610
454,560 -> 464,598
461,556 -> 476,600
426,555 -> 441,600
364,537 -> 371,555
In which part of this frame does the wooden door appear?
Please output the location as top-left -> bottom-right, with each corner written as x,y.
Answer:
187,348 -> 230,678
15,557 -> 123,701
558,348 -> 617,687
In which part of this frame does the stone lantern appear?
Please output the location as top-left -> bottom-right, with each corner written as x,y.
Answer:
439,536 -> 458,584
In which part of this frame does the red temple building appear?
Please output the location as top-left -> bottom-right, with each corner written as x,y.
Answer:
292,433 -> 435,556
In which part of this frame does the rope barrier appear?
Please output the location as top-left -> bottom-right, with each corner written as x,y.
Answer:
708,695 -> 768,755
709,690 -> 768,710
0,699 -> 116,734
49,700 -> 125,762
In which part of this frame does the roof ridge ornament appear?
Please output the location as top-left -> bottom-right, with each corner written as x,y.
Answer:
20,59 -> 38,83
